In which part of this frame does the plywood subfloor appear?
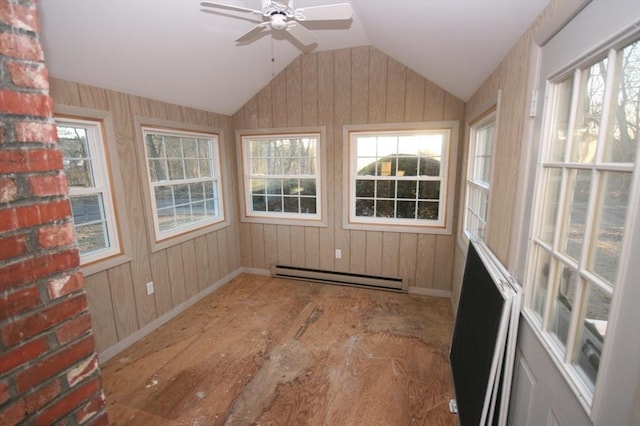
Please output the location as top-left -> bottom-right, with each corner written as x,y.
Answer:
101,274 -> 457,425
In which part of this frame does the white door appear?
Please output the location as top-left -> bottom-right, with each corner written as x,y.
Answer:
510,2 -> 640,425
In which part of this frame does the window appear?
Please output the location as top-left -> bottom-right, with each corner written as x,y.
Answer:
238,128 -> 326,226
464,110 -> 496,240
141,126 -> 225,243
344,122 -> 458,234
56,117 -> 121,265
525,36 -> 639,402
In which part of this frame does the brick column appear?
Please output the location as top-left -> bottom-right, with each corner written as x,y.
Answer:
0,1 -> 107,424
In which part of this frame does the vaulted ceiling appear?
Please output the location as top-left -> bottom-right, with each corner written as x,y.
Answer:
38,0 -> 550,116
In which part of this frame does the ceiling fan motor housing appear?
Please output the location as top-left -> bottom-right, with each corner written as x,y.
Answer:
270,12 -> 288,30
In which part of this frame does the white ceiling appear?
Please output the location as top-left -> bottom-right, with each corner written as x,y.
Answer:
38,0 -> 550,116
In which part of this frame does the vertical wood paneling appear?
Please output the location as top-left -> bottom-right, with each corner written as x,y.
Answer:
239,223 -> 252,267
277,225 -> 292,265
290,226 -> 306,266
107,264 -> 139,340
244,96 -> 258,128
150,250 -> 173,316
433,235 -> 454,291
386,57 -> 406,122
318,51 -> 335,271
368,48 -> 388,124
84,272 -> 118,353
415,234 -> 436,289
286,56 -> 303,127
49,78 -> 80,105
351,46 -> 369,124
404,69 -> 426,122
181,241 -> 199,298
302,52 -> 318,126
217,229 -> 231,278
365,231 -> 383,275
250,223 -> 266,269
194,236 -> 210,291
263,224 -> 278,269
349,230 -> 366,274
381,232 -> 400,277
79,85 -> 109,111
333,48 -> 352,272
206,231 -> 221,284
257,86 -> 273,128
167,245 -> 187,307
424,80 -> 446,121
271,71 -> 288,128
399,234 -> 418,288
304,227 -> 320,268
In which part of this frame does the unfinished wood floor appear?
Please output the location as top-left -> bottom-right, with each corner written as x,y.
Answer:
101,274 -> 457,425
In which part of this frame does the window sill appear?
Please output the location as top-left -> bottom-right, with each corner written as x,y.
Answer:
81,252 -> 133,277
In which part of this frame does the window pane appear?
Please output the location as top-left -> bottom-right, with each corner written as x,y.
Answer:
300,197 -> 317,214
75,222 -> 108,255
604,39 -> 639,163
190,182 -> 204,203
549,76 -> 574,162
165,137 -> 182,157
571,59 -> 607,163
167,159 -> 185,180
418,201 -> 439,220
397,180 -> 417,199
185,159 -> 199,179
396,201 -> 416,218
420,157 -> 440,176
538,168 -> 563,244
397,156 -> 418,176
377,159 -> 395,177
182,138 -> 198,158
355,180 -> 374,198
198,139 -> 211,158
560,169 -> 592,261
157,207 -> 175,231
146,134 -> 165,158
252,196 -> 266,212
284,197 -> 299,213
71,195 -> 103,225
267,196 -> 282,212
357,158 -> 377,176
282,157 -> 299,175
589,172 -> 631,285
266,179 -> 282,195
58,126 -> 95,188
376,180 -> 395,198
573,282 -> 610,391
199,160 -> 212,178
375,199 -> 394,217
419,181 -> 440,200
549,265 -> 579,354
355,199 -> 374,217
530,247 -> 552,321
174,184 -> 190,205
377,136 -> 398,158
299,179 -> 316,196
154,186 -> 173,209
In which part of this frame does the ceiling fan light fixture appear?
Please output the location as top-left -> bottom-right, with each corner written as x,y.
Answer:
270,13 -> 287,30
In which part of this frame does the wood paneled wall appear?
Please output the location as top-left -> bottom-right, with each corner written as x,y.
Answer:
49,78 -> 241,353
232,46 -> 465,292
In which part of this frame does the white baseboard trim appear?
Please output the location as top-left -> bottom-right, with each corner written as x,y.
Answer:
240,267 -> 271,276
97,268 -> 242,364
408,287 -> 452,298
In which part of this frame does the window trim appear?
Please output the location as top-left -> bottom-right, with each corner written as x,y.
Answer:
343,121 -> 459,235
134,116 -> 229,252
54,104 -> 132,276
236,127 -> 328,227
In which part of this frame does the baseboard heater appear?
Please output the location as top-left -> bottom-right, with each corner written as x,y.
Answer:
271,264 -> 407,292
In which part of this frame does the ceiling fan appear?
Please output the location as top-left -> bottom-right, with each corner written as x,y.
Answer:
200,0 -> 353,51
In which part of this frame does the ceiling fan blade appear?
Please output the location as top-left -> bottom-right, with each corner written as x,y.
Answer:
200,1 -> 262,15
236,22 -> 269,43
295,3 -> 353,21
285,21 -> 317,47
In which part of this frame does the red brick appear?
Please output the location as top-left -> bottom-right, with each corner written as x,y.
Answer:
7,61 -> 49,90
1,293 -> 87,347
48,272 -> 84,300
34,376 -> 101,426
0,233 -> 27,261
0,199 -> 71,233
75,393 -> 105,424
0,336 -> 49,375
24,379 -> 61,414
0,32 -> 43,61
37,222 -> 75,248
0,398 -> 27,425
55,313 -> 92,345
0,178 -> 17,202
0,248 -> 79,292
16,334 -> 95,393
67,354 -> 99,387
15,120 -> 58,143
0,89 -> 51,116
0,148 -> 62,173
0,380 -> 9,405
0,285 -> 41,320
0,2 -> 40,33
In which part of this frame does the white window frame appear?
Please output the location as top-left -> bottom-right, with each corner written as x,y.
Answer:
54,105 -> 132,276
464,108 -> 497,242
237,127 -> 327,227
517,9 -> 640,421
135,117 -> 228,252
343,121 -> 458,235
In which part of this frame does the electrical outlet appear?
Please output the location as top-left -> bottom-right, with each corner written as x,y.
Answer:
146,281 -> 155,295
335,249 -> 342,259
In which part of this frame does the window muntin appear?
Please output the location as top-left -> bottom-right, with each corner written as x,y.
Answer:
525,38 -> 639,400
241,133 -> 322,221
464,112 -> 495,240
348,128 -> 452,228
142,127 -> 224,241
57,118 -> 120,264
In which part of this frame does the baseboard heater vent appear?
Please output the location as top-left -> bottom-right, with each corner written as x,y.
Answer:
271,264 -> 407,292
